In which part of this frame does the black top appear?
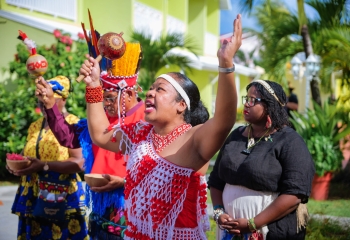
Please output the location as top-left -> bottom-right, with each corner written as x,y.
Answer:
208,126 -> 315,239
286,93 -> 298,117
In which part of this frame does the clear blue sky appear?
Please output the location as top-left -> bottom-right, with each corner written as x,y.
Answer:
220,0 -> 320,35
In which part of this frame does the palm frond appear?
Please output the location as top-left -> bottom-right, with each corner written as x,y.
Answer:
306,0 -> 349,27
311,27 -> 350,88
249,2 -> 303,83
237,0 -> 257,14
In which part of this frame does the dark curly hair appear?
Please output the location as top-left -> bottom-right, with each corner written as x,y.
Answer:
168,72 -> 209,126
246,80 -> 290,130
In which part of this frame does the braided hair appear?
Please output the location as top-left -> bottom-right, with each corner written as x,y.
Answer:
246,80 -> 290,130
169,72 -> 209,126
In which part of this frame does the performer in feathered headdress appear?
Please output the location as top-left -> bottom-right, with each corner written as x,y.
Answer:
34,10 -> 145,239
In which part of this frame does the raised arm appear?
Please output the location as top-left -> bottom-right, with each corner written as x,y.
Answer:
193,14 -> 241,161
78,58 -> 123,153
35,78 -> 81,149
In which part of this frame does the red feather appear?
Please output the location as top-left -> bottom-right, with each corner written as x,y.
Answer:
17,30 -> 28,41
81,22 -> 90,43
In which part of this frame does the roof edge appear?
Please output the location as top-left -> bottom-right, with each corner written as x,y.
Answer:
0,10 -> 82,40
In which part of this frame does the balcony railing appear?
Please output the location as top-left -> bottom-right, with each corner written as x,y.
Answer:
6,0 -> 77,22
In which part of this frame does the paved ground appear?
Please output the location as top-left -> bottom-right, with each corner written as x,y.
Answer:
0,185 -> 18,240
1,184 -> 349,240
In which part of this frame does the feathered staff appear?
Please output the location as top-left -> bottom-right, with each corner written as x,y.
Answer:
81,10 -> 111,72
76,9 -> 126,82
18,30 -> 48,77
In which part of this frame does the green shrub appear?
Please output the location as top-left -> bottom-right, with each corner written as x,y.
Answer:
290,101 -> 350,177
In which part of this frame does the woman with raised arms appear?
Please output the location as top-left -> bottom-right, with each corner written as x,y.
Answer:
42,15 -> 242,240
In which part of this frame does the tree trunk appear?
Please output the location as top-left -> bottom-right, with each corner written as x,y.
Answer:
310,78 -> 322,106
301,24 -> 322,106
301,25 -> 313,58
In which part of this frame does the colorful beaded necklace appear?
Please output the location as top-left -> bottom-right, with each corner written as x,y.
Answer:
151,123 -> 192,153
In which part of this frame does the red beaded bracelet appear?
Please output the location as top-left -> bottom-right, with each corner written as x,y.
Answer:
85,85 -> 103,103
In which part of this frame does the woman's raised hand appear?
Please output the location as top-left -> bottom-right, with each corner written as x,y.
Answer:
35,76 -> 55,108
217,14 -> 242,67
79,56 -> 101,88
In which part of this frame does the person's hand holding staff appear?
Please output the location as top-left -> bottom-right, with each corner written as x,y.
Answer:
76,10 -> 126,82
75,32 -> 126,82
35,77 -> 55,108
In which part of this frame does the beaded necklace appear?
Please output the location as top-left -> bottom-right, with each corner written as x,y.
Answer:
242,124 -> 270,155
151,123 -> 192,153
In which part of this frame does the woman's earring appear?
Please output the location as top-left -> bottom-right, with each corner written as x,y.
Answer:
266,115 -> 272,129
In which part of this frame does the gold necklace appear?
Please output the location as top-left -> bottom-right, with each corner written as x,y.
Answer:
242,125 -> 270,155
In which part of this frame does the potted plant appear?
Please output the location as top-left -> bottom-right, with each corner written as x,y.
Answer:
290,101 -> 350,200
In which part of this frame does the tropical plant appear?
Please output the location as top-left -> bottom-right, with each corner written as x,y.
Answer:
238,0 -> 350,104
302,0 -> 350,105
0,29 -> 88,176
130,31 -> 198,96
247,2 -> 303,84
290,101 -> 350,176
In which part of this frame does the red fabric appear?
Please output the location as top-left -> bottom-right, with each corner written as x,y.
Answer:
90,102 -> 145,176
124,222 -> 153,240
175,172 -> 203,228
124,155 -> 156,200
119,123 -> 209,239
101,73 -> 138,89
